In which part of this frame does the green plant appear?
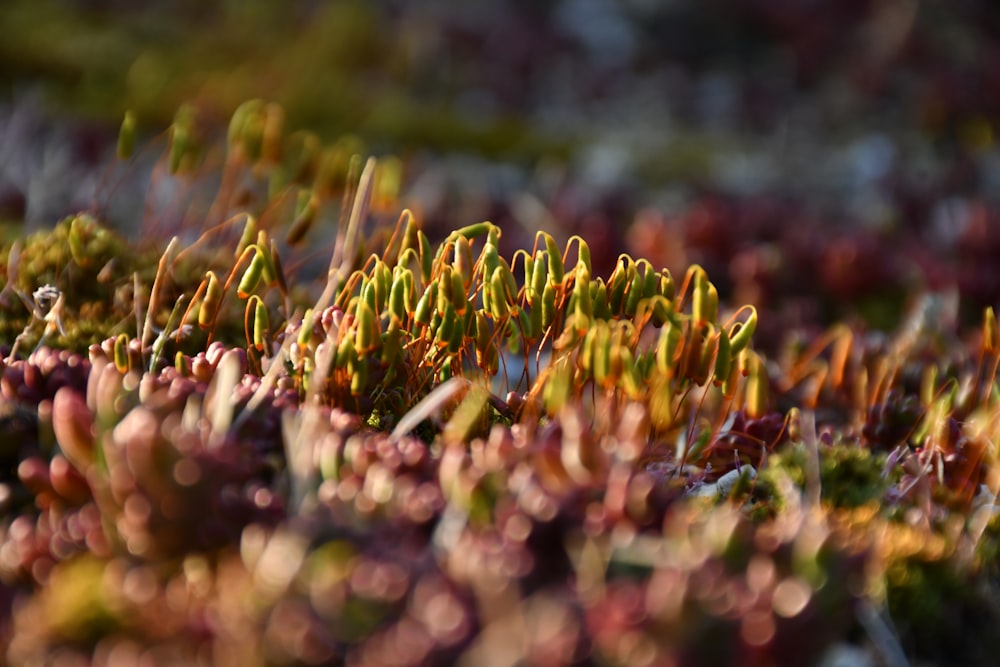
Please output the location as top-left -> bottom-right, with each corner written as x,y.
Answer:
6,100 -> 1000,666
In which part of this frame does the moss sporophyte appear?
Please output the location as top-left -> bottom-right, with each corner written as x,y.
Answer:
2,101 -> 1000,665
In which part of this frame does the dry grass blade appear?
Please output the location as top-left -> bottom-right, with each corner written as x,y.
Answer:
206,348 -> 241,443
391,376 -> 469,442
315,156 -> 376,313
282,321 -> 342,511
148,294 -> 186,371
800,409 -> 821,508
856,600 -> 910,667
142,236 -> 179,348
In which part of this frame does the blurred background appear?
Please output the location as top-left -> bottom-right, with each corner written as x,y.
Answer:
2,0 -> 1000,339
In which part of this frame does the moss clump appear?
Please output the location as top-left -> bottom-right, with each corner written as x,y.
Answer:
760,440 -> 893,511
0,214 -> 159,352
884,547 -> 1000,664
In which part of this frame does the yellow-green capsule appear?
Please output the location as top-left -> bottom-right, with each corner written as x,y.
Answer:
481,239 -> 501,287
499,258 -> 518,304
480,340 -> 499,376
488,267 -> 510,320
398,247 -> 421,284
244,295 -> 261,347
608,259 -> 629,315
695,326 -> 718,386
623,267 -> 644,318
728,307 -> 757,354
286,189 -> 317,245
712,328 -> 732,386
517,308 -> 536,345
591,278 -> 610,320
436,266 -> 454,316
358,278 -> 375,315
541,282 -> 556,331
414,282 -> 437,326
474,311 -> 491,353
117,110 -> 137,160
399,211 -> 420,256
377,260 -> 392,311
240,106 -> 265,160
388,276 -> 409,325
692,279 -> 716,325
573,267 -> 593,321
367,262 -> 387,315
659,269 -> 676,300
238,251 -> 265,299
336,334 -> 356,369
480,277 -> 493,317
543,360 -> 572,416
254,234 -> 278,286
580,325 -> 598,375
168,105 -> 197,174
435,303 -> 458,348
452,221 -> 496,240
516,249 -> 533,298
705,284 -> 719,323
655,319 -> 681,375
568,235 -> 591,274
450,268 -> 467,314
593,325 -> 612,387
113,333 -> 129,373
454,235 -> 474,289
228,99 -> 262,148
428,309 -> 444,345
354,300 -> 380,355
235,214 -> 256,260
529,251 -> 548,306
638,260 -> 658,300
649,295 -> 673,328
744,352 -> 768,419
448,307 -> 465,354
542,233 -> 564,286
738,347 -> 753,378
401,268 -> 416,315
350,360 -> 369,396
418,231 -> 434,285
199,271 -> 222,329
298,309 -> 315,347
617,347 -> 643,398
381,321 -> 403,366
175,351 -> 190,376
527,302 -> 543,343
681,321 -> 709,383
253,298 -> 270,351
691,267 -> 718,324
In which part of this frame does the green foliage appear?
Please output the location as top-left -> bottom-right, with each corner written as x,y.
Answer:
0,214 -> 154,351
6,100 -> 1000,666
762,441 -> 892,511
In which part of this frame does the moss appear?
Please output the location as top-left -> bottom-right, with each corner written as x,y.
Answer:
0,215 -> 158,351
885,552 -> 1000,664
760,441 -> 893,512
